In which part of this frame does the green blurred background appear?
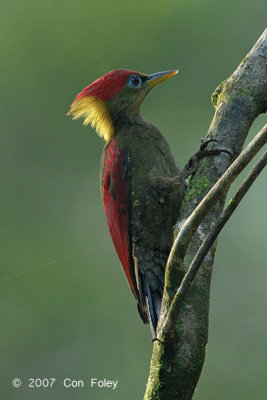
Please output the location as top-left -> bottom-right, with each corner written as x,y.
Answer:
1,1 -> 266,399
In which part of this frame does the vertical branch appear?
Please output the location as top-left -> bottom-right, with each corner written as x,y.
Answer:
164,147 -> 267,332
144,29 -> 267,400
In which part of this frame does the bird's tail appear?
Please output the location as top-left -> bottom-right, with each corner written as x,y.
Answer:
137,273 -> 162,338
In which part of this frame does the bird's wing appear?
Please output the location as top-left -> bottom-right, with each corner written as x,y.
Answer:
101,138 -> 140,303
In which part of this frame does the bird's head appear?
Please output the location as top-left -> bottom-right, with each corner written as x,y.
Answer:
67,69 -> 178,142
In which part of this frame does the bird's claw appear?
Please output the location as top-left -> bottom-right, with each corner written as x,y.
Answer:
200,137 -> 218,150
152,337 -> 163,344
181,138 -> 232,180
200,138 -> 232,158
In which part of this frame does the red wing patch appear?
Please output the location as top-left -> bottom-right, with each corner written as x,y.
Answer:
102,139 -> 138,299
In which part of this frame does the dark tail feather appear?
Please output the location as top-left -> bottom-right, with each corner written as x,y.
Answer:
137,272 -> 162,338
144,279 -> 162,338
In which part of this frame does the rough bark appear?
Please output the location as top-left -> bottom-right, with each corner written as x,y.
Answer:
144,28 -> 267,400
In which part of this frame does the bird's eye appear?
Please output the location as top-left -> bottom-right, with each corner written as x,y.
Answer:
128,74 -> 142,88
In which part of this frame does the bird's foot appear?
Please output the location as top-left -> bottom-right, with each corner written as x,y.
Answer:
151,140 -> 231,194
152,336 -> 163,344
180,138 -> 232,181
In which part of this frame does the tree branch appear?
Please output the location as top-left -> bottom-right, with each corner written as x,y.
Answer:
144,29 -> 267,400
163,124 -> 267,315
164,147 -> 267,330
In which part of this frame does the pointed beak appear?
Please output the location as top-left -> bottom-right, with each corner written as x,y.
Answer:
146,69 -> 178,90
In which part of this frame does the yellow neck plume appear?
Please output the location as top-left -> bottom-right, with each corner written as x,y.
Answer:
67,96 -> 114,142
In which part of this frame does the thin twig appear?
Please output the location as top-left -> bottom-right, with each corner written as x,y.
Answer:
165,124 -> 267,288
163,150 -> 267,328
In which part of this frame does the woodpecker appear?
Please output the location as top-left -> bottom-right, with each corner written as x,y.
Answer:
68,69 -> 185,336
